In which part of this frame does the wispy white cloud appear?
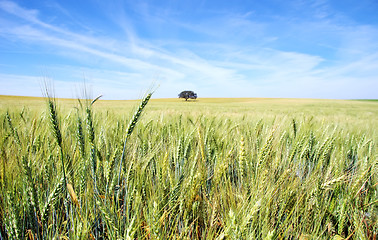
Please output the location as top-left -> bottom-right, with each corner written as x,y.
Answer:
0,8 -> 183,77
0,1 -> 38,21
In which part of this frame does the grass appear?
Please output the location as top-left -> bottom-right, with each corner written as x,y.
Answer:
0,95 -> 377,239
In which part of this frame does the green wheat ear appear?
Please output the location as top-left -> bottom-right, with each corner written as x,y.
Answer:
46,96 -> 68,184
41,176 -> 65,223
117,92 -> 153,187
239,135 -> 246,179
5,112 -> 21,146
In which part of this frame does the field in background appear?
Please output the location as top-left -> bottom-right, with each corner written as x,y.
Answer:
1,95 -> 377,140
0,95 -> 377,239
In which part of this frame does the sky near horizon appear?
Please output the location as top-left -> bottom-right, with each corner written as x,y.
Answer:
0,0 -> 377,99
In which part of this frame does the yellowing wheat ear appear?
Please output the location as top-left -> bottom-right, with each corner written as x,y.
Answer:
67,183 -> 79,208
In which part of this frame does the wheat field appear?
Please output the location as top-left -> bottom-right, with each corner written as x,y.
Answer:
0,95 -> 377,239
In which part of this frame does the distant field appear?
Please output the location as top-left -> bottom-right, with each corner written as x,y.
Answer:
1,95 -> 377,139
353,99 -> 378,102
0,94 -> 377,239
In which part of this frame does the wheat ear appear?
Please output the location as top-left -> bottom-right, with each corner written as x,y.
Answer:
117,93 -> 152,187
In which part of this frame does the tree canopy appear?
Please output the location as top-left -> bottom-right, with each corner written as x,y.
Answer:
178,91 -> 197,101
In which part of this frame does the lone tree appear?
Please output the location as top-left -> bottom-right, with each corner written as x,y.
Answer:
178,90 -> 197,101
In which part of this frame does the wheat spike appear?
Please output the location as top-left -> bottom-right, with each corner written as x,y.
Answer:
239,135 -> 246,180
41,176 -> 65,223
67,183 -> 79,208
5,112 -> 21,146
117,92 -> 152,186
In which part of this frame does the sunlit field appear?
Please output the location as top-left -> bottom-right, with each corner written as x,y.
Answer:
0,95 -> 377,239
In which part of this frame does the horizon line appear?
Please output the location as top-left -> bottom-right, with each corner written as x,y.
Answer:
1,94 -> 377,102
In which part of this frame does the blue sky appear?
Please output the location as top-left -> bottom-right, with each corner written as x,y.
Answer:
0,0 -> 377,99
